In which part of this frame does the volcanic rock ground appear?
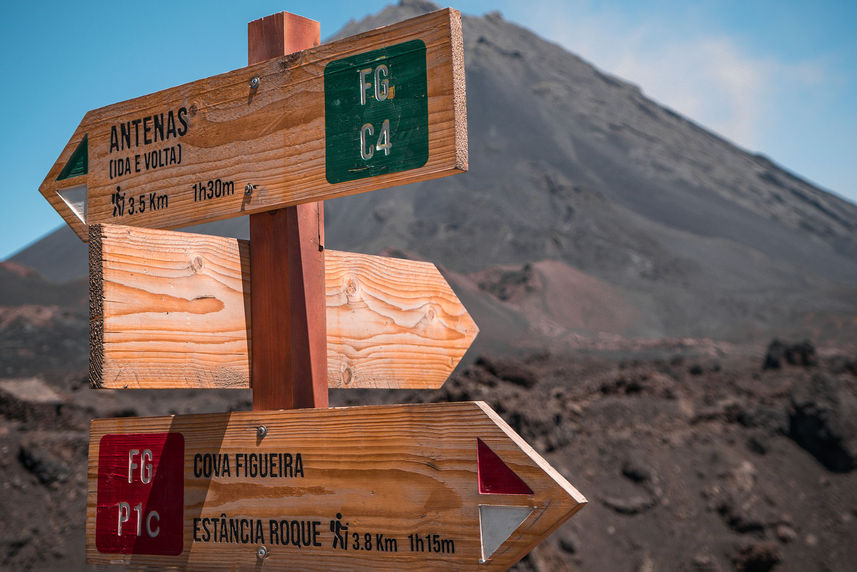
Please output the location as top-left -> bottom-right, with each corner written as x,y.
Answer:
4,0 -> 857,569
1,308 -> 856,570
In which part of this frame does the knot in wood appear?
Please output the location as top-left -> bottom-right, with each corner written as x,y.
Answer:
342,367 -> 353,386
345,278 -> 358,296
280,52 -> 302,68
190,256 -> 205,273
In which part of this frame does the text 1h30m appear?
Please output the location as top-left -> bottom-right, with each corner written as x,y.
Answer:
193,179 -> 235,203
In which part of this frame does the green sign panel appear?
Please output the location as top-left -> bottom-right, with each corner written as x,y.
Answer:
324,40 -> 429,184
56,135 -> 88,181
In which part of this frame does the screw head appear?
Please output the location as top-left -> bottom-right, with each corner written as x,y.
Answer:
257,425 -> 268,439
244,183 -> 255,195
256,545 -> 268,559
249,76 -> 260,89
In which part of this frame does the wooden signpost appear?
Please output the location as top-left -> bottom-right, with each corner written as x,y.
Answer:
36,7 -> 586,569
86,403 -> 586,569
39,8 -> 466,242
89,223 -> 478,389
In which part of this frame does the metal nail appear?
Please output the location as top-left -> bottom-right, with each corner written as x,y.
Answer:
249,76 -> 260,89
256,545 -> 268,559
257,425 -> 268,439
245,183 -> 256,195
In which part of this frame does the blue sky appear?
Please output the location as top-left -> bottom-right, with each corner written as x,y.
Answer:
1,0 -> 855,261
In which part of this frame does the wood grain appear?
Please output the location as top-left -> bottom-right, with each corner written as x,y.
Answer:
86,401 -> 586,569
39,8 -> 467,241
90,224 -> 478,389
248,12 -> 328,410
248,11 -> 321,63
249,204 -> 328,408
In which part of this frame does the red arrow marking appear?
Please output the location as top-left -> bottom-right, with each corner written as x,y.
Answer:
477,438 -> 534,495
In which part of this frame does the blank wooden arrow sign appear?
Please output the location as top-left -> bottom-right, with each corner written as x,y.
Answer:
89,224 -> 477,389
41,8 -> 466,241
86,402 -> 586,569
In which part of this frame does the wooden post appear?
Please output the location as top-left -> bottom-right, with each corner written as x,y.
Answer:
248,12 -> 327,410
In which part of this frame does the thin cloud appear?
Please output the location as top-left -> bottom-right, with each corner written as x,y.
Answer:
499,0 -> 827,152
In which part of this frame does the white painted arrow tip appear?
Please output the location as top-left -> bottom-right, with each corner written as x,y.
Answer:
479,505 -> 534,562
57,184 -> 87,224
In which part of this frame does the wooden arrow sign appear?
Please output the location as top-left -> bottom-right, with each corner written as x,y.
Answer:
89,224 -> 477,389
86,402 -> 586,569
40,8 -> 466,242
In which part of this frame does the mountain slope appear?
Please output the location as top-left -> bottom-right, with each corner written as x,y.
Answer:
9,0 -> 857,343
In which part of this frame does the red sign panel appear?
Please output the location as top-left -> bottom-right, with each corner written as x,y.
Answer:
96,433 -> 184,555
